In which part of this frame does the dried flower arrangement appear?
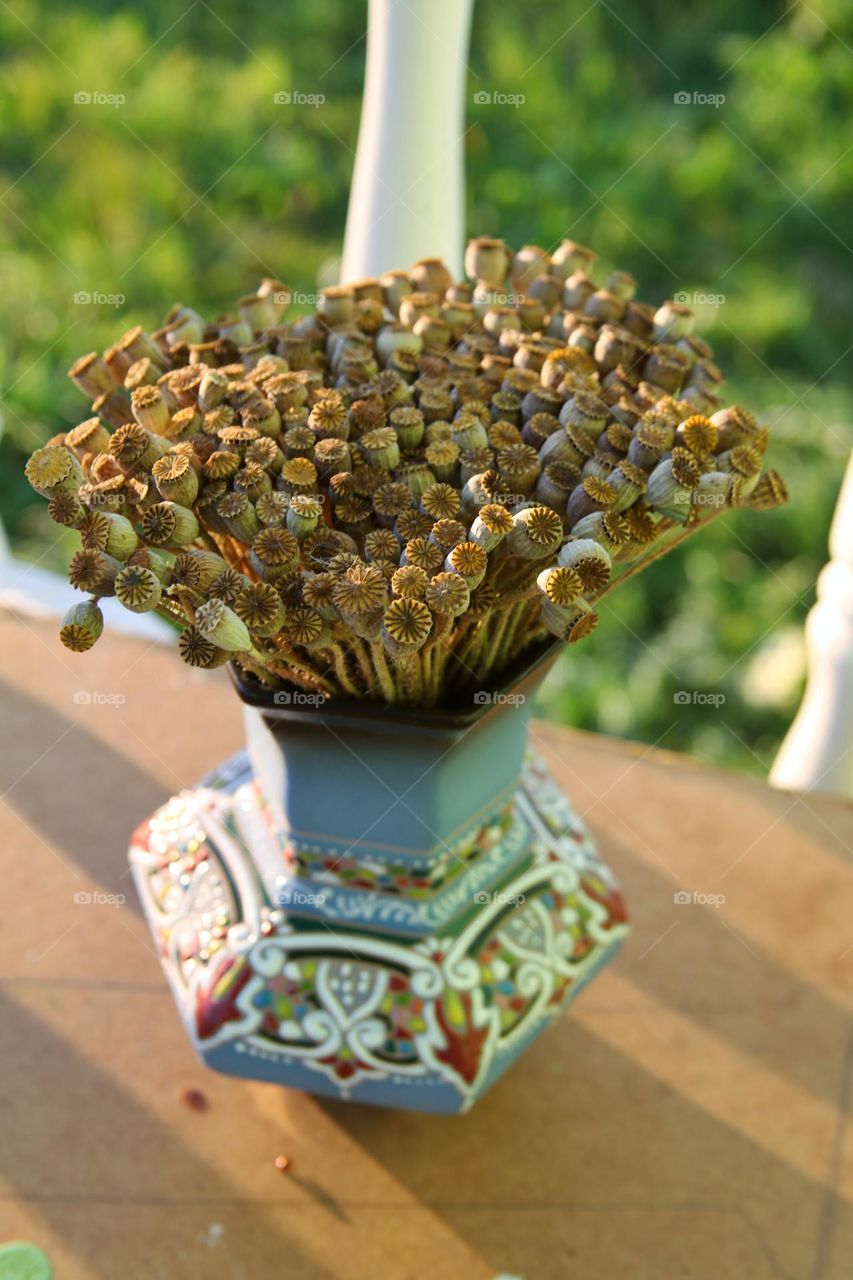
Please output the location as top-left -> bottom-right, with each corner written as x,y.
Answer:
26,237 -> 787,708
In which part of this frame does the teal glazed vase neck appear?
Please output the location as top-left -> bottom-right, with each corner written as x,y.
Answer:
130,661 -> 630,1112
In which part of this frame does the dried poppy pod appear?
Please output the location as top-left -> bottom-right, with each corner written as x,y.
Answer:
411,257 -> 453,296
69,351 -> 116,398
66,417 -> 111,460
506,506 -> 563,560
286,493 -> 323,539
68,548 -> 122,596
400,535 -> 443,576
550,239 -> 597,280
425,571 -> 469,618
25,445 -> 85,498
152,453 -> 199,507
535,460 -> 580,514
235,582 -> 287,638
562,271 -> 597,311
115,564 -> 162,613
363,528 -> 401,567
446,540 -> 487,588
469,501 -> 514,551
558,537 -> 612,591
536,564 -> 584,607
131,385 -> 171,434
607,461 -> 648,512
175,625 -> 228,669
428,517 -> 467,552
646,454 -> 697,523
60,599 -> 105,653
48,491 -> 87,529
249,527 -> 299,582
558,389 -> 608,442
464,236 -> 511,286
195,599 -> 252,652
379,269 -> 412,317
80,510 -> 139,560
381,596 -> 433,655
566,476 -> 618,528
171,549 -> 229,593
653,301 -> 694,343
141,501 -> 200,549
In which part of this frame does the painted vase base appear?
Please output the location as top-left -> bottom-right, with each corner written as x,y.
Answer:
130,749 -> 629,1113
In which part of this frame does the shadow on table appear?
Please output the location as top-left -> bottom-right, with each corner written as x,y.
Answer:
0,992 -> 336,1280
317,832 -> 853,1279
0,678 -> 166,912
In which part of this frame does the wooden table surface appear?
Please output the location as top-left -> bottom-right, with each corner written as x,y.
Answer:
0,612 -> 851,1280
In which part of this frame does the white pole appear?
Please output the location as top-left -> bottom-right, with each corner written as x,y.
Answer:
770,451 -> 853,798
341,0 -> 475,283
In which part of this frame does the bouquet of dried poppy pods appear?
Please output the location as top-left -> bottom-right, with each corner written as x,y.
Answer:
25,236 -> 787,707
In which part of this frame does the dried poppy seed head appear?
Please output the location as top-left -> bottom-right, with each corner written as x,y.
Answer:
359,427 -> 400,471
508,506 -> 564,559
152,452 -> 199,506
109,423 -> 157,471
382,597 -> 433,650
559,538 -> 612,592
447,540 -> 488,585
309,395 -> 348,437
333,561 -> 387,614
25,445 -> 84,497
236,582 -> 286,636
252,527 -> 299,573
287,493 -> 324,538
364,528 -> 401,564
402,536 -> 444,575
48,491 -> 86,528
115,564 -> 162,613
142,501 -> 199,548
195,599 -> 252,652
537,565 -> 583,607
286,604 -> 326,647
417,481 -> 458,519
178,625 -> 227,669
429,517 -> 467,551
392,564 -> 429,599
68,548 -> 121,595
670,447 -> 702,490
60,599 -> 104,652
255,491 -> 289,527
425,571 -> 469,617
747,469 -> 788,510
566,607 -> 599,644
678,414 -> 717,454
281,457 -> 318,493
373,481 -> 416,523
203,450 -> 240,480
208,568 -> 248,606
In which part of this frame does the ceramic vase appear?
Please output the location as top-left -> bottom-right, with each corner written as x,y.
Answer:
130,656 -> 629,1113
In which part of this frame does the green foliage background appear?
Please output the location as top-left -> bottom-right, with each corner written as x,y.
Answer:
1,0 -> 850,774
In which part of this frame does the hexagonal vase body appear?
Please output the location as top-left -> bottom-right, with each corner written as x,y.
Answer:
130,667 -> 629,1113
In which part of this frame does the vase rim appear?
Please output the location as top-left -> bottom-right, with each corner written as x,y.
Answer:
229,638 -> 560,733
